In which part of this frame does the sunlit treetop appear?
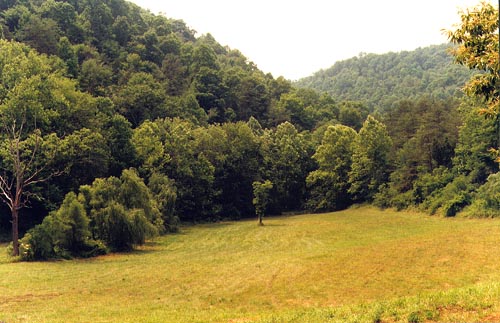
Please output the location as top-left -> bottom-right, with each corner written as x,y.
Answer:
447,1 -> 499,116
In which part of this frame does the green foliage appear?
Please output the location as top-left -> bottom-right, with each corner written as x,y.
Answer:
411,167 -> 454,205
447,1 -> 499,117
372,96 -> 462,211
17,16 -> 60,55
376,167 -> 469,215
338,101 -> 369,131
57,128 -> 111,189
296,44 -> 473,112
199,122 -> 262,219
80,168 -> 161,251
421,175 -> 476,216
133,118 -> 217,222
113,72 -> 166,127
384,97 -> 460,169
1,0 -> 499,251
78,58 -> 112,96
95,202 -> 149,251
19,192 -> 106,260
147,172 -> 178,232
57,36 -> 78,77
0,39 -> 105,255
464,173 -> 500,218
306,125 -> 357,211
18,168 -> 165,259
101,114 -> 138,176
348,116 -> 392,202
453,101 -> 498,183
261,122 -> 313,213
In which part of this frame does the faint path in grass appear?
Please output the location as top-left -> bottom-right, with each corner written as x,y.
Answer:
1,207 -> 500,323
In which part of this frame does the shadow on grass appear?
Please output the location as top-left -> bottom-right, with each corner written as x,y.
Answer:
182,221 -> 235,229
259,223 -> 288,227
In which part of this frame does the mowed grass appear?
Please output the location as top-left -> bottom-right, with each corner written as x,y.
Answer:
2,207 -> 500,322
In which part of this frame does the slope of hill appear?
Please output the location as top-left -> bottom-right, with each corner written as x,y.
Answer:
295,44 -> 474,112
0,0 -> 290,126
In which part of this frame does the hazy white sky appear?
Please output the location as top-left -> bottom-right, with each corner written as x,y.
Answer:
130,0 -> 496,80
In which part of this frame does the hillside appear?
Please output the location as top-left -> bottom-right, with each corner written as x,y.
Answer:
0,0 -> 292,126
2,207 -> 500,322
295,44 -> 474,112
0,0 -> 499,262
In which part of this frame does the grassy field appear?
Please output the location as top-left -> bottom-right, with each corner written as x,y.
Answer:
2,207 -> 500,322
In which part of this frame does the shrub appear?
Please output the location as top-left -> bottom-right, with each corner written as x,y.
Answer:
92,203 -> 157,251
373,183 -> 413,211
463,172 -> 500,217
407,311 -> 422,323
18,168 -> 162,260
375,167 -> 456,212
391,191 -> 414,211
411,167 -> 453,205
442,192 -> 470,217
420,175 -> 475,216
18,193 -> 107,261
372,183 -> 393,209
19,222 -> 61,261
82,168 -> 162,250
148,172 -> 179,232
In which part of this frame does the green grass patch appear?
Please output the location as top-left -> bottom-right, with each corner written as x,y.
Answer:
1,207 -> 500,322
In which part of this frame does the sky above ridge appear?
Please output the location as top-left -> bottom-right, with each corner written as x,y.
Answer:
131,0 -> 496,80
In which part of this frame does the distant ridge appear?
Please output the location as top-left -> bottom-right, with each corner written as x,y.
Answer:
295,44 -> 474,112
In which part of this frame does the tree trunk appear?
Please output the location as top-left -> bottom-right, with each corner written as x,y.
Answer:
12,208 -> 19,256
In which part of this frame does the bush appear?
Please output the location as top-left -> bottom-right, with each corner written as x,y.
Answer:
420,175 -> 475,216
372,183 -> 393,209
18,169 -> 162,260
148,172 -> 179,233
442,192 -> 470,217
407,311 -> 422,323
93,203 -> 157,251
391,191 -> 414,211
82,169 -> 161,251
372,183 -> 413,211
18,193 -> 107,261
463,172 -> 500,217
306,171 -> 352,212
375,167 -> 455,212
411,167 -> 453,205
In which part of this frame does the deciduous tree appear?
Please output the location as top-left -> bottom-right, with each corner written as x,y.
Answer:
252,180 -> 273,226
348,116 -> 392,202
306,125 -> 357,211
447,1 -> 499,117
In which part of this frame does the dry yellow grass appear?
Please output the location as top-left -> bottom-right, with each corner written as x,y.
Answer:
1,207 -> 500,322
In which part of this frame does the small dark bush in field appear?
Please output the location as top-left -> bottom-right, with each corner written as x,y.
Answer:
407,311 -> 422,323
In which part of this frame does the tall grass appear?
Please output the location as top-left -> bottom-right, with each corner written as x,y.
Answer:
1,207 -> 500,322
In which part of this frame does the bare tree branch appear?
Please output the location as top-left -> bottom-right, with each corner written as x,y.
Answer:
0,174 -> 14,210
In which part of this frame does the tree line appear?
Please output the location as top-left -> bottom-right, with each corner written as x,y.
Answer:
0,0 -> 498,260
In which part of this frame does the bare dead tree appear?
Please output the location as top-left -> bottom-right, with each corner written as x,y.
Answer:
0,117 -> 62,256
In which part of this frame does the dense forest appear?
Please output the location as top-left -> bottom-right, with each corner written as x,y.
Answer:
0,0 -> 498,260
295,44 -> 475,112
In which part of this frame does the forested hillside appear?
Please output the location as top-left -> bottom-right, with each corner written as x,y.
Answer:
295,44 -> 474,112
0,0 -> 498,260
